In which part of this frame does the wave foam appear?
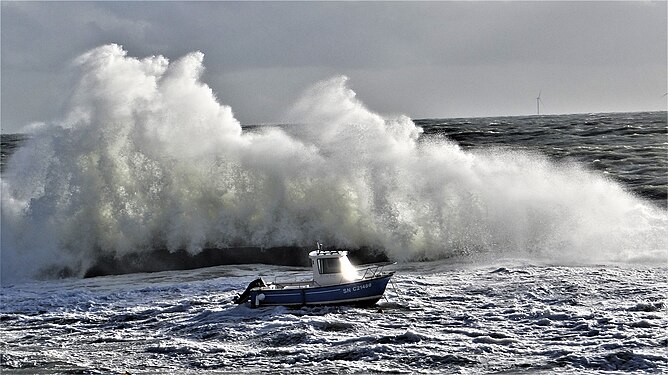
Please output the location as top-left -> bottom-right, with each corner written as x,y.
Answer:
2,44 -> 666,280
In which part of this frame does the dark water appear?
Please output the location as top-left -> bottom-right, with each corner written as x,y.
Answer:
0,133 -> 29,173
415,111 -> 667,205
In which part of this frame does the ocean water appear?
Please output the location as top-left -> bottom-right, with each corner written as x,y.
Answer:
1,263 -> 666,374
1,45 -> 667,373
417,111 -> 667,205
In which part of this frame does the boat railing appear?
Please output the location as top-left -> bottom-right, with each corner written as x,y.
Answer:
358,262 -> 396,279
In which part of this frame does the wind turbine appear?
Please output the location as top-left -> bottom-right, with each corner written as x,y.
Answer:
536,90 -> 543,115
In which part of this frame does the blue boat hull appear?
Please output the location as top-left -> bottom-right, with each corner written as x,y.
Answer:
248,273 -> 393,308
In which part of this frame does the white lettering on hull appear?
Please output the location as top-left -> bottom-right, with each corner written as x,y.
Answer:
342,282 -> 372,294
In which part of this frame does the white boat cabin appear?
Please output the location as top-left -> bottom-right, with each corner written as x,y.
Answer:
308,244 -> 360,286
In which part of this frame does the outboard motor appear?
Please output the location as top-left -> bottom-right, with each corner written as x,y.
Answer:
233,278 -> 266,304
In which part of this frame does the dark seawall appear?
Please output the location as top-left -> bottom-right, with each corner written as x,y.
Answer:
82,246 -> 389,278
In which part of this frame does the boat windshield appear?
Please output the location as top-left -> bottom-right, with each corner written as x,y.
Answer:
318,258 -> 340,274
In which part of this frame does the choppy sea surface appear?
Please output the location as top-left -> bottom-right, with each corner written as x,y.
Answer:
416,111 -> 667,205
2,111 -> 667,374
1,262 -> 666,374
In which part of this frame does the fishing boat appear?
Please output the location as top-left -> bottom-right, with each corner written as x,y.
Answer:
233,243 -> 395,308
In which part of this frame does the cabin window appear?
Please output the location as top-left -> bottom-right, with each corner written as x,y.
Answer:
318,258 -> 340,274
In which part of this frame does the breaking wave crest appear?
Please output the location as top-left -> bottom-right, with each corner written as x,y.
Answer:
2,44 -> 666,280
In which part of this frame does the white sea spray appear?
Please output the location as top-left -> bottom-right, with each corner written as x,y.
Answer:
1,44 -> 666,281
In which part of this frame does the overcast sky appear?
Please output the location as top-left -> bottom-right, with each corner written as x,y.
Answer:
1,1 -> 666,133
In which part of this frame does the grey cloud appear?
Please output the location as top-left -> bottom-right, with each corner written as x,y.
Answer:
1,1 -> 666,132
